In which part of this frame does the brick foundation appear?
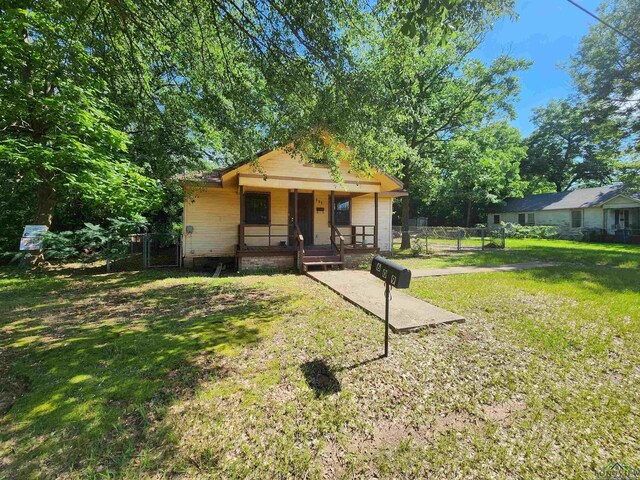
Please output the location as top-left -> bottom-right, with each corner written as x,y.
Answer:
343,252 -> 376,269
238,255 -> 296,272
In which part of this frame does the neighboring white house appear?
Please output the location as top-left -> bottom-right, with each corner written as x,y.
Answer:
489,185 -> 640,234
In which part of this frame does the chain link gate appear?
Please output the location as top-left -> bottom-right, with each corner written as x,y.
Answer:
142,232 -> 183,268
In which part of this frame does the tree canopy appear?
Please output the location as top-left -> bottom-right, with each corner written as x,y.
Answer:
347,21 -> 527,245
436,121 -> 525,226
521,98 -> 621,193
1,0 -> 530,256
569,0 -> 640,150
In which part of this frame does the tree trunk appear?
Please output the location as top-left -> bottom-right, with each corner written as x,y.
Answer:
29,172 -> 56,266
400,158 -> 411,250
400,195 -> 411,249
465,198 -> 473,228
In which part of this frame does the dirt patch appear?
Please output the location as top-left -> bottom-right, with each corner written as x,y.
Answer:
360,401 -> 525,451
480,400 -> 526,426
432,411 -> 479,433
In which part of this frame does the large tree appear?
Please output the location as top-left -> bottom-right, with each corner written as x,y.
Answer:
521,98 -> 621,192
0,0 -> 362,257
351,27 -> 527,247
1,0 -> 531,258
569,0 -> 640,150
438,121 -> 525,227
0,7 -> 159,231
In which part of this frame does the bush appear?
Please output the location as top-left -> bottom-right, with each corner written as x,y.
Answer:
501,222 -> 560,239
41,216 -> 147,262
411,237 -> 426,255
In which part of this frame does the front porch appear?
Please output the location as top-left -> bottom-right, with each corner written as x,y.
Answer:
603,206 -> 640,243
236,188 -> 382,272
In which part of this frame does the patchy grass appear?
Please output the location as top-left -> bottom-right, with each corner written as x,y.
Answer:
1,240 -> 639,478
394,238 -> 640,269
0,269 -> 289,478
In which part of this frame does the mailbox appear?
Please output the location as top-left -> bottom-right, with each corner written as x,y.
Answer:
370,256 -> 412,358
370,255 -> 411,289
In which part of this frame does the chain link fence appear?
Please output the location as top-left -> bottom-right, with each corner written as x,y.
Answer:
107,233 -> 182,271
392,226 -> 505,254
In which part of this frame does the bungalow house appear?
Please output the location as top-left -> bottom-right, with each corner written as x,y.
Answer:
180,148 -> 407,271
489,185 -> 640,238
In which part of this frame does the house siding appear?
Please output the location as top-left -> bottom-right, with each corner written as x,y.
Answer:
231,150 -> 400,193
184,187 -> 392,263
489,208 -> 605,230
583,208 -> 603,229
183,187 -> 239,258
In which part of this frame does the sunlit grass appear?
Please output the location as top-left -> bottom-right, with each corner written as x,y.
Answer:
1,240 -> 639,478
394,238 -> 640,269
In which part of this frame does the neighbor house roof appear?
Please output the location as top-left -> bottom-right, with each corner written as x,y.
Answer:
500,185 -> 640,212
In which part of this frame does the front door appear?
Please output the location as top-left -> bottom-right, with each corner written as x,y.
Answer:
615,209 -> 630,229
289,192 -> 314,245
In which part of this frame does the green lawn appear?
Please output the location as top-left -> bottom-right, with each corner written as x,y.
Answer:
393,237 -> 640,269
1,240 -> 639,478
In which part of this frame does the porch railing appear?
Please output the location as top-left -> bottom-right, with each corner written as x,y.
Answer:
330,225 -> 345,263
238,223 -> 291,249
349,224 -> 377,248
294,223 -> 305,271
330,223 -> 378,250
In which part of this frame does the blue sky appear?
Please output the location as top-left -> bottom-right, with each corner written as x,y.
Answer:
473,0 -> 602,136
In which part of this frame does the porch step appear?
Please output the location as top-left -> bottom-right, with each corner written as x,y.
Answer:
302,254 -> 344,271
303,255 -> 341,263
302,261 -> 345,271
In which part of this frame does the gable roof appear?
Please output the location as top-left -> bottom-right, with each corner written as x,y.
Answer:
177,148 -> 404,191
501,185 -> 640,212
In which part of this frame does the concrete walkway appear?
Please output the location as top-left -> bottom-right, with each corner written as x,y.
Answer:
307,270 -> 464,333
411,262 -> 556,278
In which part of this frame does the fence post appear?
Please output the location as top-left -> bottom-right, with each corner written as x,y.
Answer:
144,233 -> 150,269
425,228 -> 428,253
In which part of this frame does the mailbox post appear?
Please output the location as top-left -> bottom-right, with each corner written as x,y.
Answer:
370,256 -> 411,357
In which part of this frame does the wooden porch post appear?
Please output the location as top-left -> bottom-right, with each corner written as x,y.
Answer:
374,192 -> 379,249
239,185 -> 245,250
330,190 -> 335,226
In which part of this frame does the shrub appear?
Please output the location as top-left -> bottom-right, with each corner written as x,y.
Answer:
501,222 -> 561,239
411,237 -> 426,255
41,216 -> 147,262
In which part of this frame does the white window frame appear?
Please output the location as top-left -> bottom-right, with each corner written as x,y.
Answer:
526,213 -> 535,225
571,210 -> 582,229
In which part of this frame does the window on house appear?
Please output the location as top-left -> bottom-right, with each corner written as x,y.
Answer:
244,192 -> 270,225
518,213 -> 526,226
571,210 -> 582,228
527,213 -> 535,225
493,214 -> 501,224
333,197 -> 351,226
